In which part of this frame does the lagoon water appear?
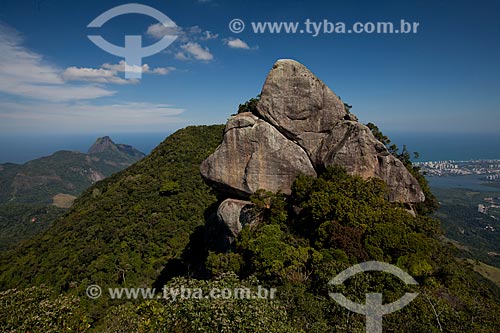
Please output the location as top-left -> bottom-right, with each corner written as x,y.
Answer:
427,175 -> 499,192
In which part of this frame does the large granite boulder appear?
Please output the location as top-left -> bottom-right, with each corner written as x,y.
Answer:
201,58 -> 425,248
256,59 -> 347,160
200,112 -> 317,197
205,199 -> 260,252
316,120 -> 425,202
253,59 -> 424,203
218,199 -> 258,244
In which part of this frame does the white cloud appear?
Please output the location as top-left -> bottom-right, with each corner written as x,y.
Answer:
0,101 -> 186,134
101,61 -> 146,73
146,23 -> 218,62
152,67 -> 174,75
201,31 -> 219,40
0,23 -> 115,101
0,23 -> 186,134
63,61 -> 175,84
102,60 -> 175,75
224,38 -> 251,49
146,24 -> 181,40
147,24 -> 217,43
62,67 -> 134,85
174,52 -> 189,61
179,42 -> 214,61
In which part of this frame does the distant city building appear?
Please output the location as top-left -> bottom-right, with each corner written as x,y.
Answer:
478,204 -> 487,214
416,159 -> 500,178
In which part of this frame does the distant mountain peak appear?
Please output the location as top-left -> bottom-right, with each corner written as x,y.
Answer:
87,136 -> 145,161
100,135 -> 112,142
88,136 -> 118,154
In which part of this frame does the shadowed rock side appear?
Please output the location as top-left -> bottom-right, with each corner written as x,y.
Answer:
204,198 -> 262,252
201,59 -> 425,247
316,120 -> 425,203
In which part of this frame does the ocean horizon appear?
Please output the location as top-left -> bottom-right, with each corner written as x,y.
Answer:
1,131 -> 499,164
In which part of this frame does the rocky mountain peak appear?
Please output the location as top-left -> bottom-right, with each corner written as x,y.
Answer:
257,59 -> 347,139
202,59 -> 424,203
88,136 -> 117,154
200,59 -> 425,246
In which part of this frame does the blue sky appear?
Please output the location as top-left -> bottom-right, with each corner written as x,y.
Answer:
0,0 -> 499,148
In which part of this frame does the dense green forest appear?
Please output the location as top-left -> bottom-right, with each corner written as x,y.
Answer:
0,203 -> 66,250
432,187 -> 500,268
1,125 -> 499,332
0,138 -> 144,250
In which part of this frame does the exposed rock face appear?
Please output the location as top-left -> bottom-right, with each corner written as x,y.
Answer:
256,59 -> 347,158
88,136 -> 145,160
217,199 -> 259,245
201,59 -> 425,248
88,136 -> 116,154
316,120 -> 425,202
200,112 -> 316,197
205,199 -> 260,252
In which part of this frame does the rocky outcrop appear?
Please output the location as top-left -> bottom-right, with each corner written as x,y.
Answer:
316,120 -> 425,203
200,112 -> 316,197
256,59 -> 347,159
218,199 -> 258,243
205,199 -> 260,251
88,136 -> 145,160
88,136 -> 116,154
201,59 -> 425,248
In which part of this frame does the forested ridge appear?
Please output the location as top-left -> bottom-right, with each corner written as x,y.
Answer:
0,124 -> 499,332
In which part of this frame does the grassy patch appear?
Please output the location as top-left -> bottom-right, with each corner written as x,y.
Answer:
52,194 -> 76,208
466,259 -> 500,285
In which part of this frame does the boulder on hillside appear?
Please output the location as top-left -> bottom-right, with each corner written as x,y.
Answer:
205,198 -> 259,251
200,58 -> 426,249
316,120 -> 425,203
200,112 -> 317,197
256,59 -> 347,159
254,59 -> 424,203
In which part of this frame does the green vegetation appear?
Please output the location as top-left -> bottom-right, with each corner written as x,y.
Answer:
433,187 -> 500,268
0,124 -> 499,332
0,147 -> 143,205
0,285 -> 89,332
0,203 -> 66,251
0,125 -> 225,324
203,167 -> 499,331
95,274 -> 299,333
237,95 -> 260,114
0,138 -> 144,250
159,180 -> 181,196
366,122 -> 439,215
465,259 -> 500,285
